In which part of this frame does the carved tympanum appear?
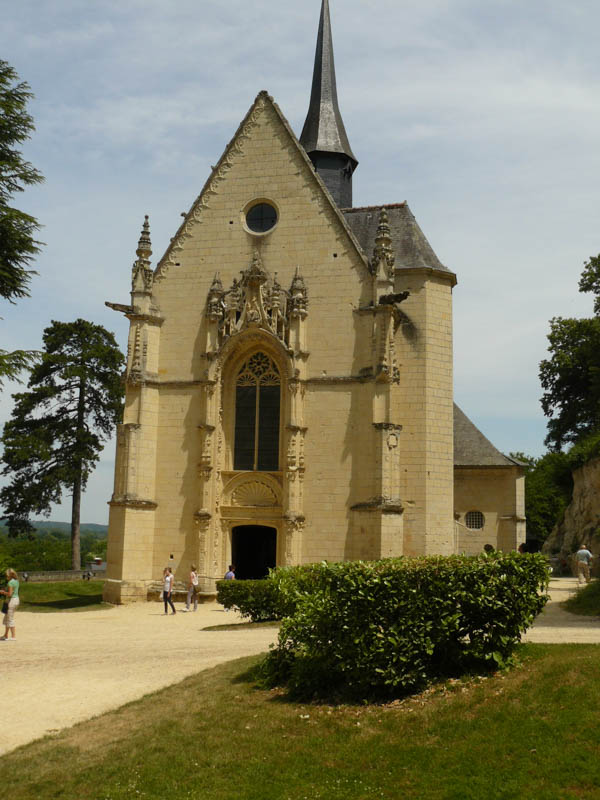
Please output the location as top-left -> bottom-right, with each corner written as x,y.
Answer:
231,480 -> 278,507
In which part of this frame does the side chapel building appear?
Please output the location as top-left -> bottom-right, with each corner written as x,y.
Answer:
104,0 -> 525,603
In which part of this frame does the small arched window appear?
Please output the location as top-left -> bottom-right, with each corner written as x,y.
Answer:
234,353 -> 280,471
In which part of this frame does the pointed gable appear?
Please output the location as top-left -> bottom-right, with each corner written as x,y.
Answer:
154,91 -> 367,284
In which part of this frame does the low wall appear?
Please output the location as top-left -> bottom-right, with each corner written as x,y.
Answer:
18,570 -> 107,583
146,581 -> 216,604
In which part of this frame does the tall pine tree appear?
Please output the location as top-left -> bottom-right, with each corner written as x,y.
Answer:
0,59 -> 44,384
0,320 -> 124,568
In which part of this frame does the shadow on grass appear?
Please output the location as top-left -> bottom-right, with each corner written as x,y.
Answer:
229,645 -> 529,709
562,580 -> 600,616
231,660 -> 268,685
20,590 -> 110,612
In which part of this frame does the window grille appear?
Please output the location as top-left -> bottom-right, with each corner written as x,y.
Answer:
465,510 -> 485,530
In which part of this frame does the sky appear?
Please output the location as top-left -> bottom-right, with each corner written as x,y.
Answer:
1,0 -> 599,524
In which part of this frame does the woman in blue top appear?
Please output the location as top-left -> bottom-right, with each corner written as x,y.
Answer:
1,568 -> 19,641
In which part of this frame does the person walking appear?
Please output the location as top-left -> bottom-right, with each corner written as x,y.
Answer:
224,565 -> 236,580
162,567 -> 176,615
576,544 -> 593,585
184,565 -> 199,612
0,568 -> 20,641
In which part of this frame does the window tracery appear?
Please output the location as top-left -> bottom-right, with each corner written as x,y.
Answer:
234,353 -> 281,472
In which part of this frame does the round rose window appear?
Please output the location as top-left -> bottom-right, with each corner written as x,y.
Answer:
245,202 -> 278,234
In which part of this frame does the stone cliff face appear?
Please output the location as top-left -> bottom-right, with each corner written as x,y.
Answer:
543,457 -> 600,567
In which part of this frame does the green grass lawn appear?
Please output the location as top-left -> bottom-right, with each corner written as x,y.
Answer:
2,644 -> 600,799
563,580 -> 600,616
17,580 -> 110,612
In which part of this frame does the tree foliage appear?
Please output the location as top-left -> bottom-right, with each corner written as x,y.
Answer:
511,451 -> 573,547
0,530 -> 106,572
0,59 -> 44,385
579,254 -> 600,316
0,320 -> 124,568
539,256 -> 600,451
0,59 -> 43,299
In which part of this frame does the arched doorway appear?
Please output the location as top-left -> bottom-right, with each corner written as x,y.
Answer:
231,525 -> 277,580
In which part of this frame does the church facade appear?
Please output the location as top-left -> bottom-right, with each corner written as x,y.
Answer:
104,0 -> 524,603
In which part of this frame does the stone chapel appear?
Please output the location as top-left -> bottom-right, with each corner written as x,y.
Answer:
104,0 -> 525,603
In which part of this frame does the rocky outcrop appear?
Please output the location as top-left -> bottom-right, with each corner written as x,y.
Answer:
543,457 -> 600,572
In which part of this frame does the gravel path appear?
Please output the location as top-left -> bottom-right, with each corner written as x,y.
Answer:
3,599 -> 277,756
521,576 -> 600,643
4,577 -> 597,756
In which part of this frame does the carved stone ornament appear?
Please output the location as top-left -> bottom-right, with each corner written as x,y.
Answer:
369,208 -> 395,279
206,252 -> 308,351
131,216 -> 154,294
155,94 -> 267,282
232,480 -> 278,507
127,324 -> 144,384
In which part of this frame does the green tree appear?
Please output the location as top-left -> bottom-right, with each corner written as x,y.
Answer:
0,59 -> 44,385
0,320 -> 124,568
539,254 -> 600,451
0,532 -> 71,571
511,451 -> 573,547
539,316 -> 600,450
579,254 -> 600,315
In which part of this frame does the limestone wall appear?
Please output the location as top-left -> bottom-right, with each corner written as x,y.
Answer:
543,457 -> 600,566
454,466 -> 524,554
104,93 -> 460,602
395,270 -> 455,556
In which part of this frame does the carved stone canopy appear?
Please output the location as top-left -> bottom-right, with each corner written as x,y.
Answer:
131,216 -> 154,294
369,208 -> 395,279
206,252 -> 308,350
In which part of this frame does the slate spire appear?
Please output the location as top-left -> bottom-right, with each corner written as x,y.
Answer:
300,0 -> 357,208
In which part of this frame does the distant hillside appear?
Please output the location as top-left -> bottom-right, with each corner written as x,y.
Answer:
0,520 -> 108,538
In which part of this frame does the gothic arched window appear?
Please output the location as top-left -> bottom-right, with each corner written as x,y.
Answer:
234,353 -> 280,471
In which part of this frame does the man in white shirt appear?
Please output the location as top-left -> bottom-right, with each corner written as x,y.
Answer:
576,544 -> 593,585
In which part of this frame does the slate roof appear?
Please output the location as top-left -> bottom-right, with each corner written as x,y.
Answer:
342,204 -> 455,279
454,404 -> 521,468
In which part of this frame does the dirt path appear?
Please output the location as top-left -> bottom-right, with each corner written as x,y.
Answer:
3,600 -> 277,756
4,577 -> 598,756
521,576 -> 600,643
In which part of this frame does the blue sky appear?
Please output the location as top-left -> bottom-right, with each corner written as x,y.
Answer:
1,0 -> 599,523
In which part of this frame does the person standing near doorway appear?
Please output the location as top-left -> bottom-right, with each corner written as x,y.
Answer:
224,565 -> 235,580
576,544 -> 593,585
184,565 -> 199,612
162,567 -> 176,615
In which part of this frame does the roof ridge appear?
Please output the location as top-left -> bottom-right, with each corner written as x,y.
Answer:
343,202 -> 408,213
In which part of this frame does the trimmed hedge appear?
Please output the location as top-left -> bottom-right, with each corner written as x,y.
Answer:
263,553 -> 550,700
216,578 -> 280,622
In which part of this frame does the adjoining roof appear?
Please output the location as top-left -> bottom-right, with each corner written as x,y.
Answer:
343,204 -> 455,278
299,0 -> 357,166
454,404 -> 521,468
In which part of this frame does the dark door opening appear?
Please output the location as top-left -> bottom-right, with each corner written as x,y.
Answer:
231,525 -> 277,580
